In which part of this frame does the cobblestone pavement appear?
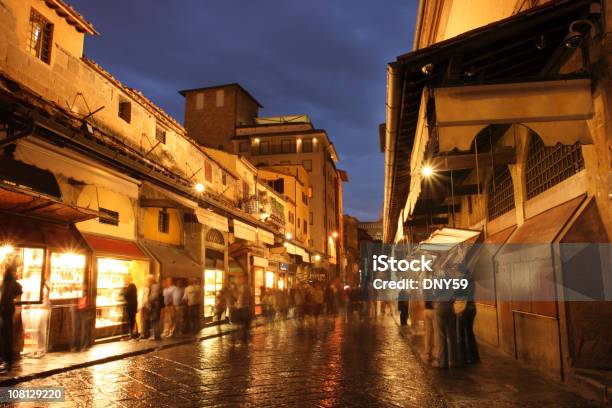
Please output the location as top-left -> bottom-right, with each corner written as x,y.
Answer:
3,316 -> 597,408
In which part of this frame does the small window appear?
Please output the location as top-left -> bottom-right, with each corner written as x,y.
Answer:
302,138 -> 313,153
205,161 -> 213,182
158,210 -> 170,234
273,179 -> 284,194
281,139 -> 296,154
216,90 -> 224,107
99,208 -> 119,226
222,172 -> 227,186
155,126 -> 167,144
302,160 -> 312,172
242,181 -> 249,200
118,99 -> 131,123
302,192 -> 308,205
303,220 -> 307,234
195,93 -> 204,110
309,211 -> 313,225
259,141 -> 270,155
298,218 -> 301,229
28,9 -> 53,64
239,141 -> 249,153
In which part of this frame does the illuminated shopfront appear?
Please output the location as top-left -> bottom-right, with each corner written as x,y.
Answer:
95,257 -> 149,330
265,270 -> 275,288
253,266 -> 264,315
204,250 -> 224,318
81,233 -> 150,338
0,212 -> 94,351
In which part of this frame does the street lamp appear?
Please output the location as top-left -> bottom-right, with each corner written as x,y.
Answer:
314,254 -> 321,262
331,231 -> 338,239
422,165 -> 434,177
285,232 -> 292,240
194,182 -> 204,193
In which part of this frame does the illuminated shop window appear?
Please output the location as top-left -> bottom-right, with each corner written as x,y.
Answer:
49,252 -> 85,300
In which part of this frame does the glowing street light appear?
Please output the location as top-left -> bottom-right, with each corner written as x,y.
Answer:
314,254 -> 321,262
331,231 -> 338,239
195,183 -> 205,193
285,232 -> 292,240
422,165 -> 434,177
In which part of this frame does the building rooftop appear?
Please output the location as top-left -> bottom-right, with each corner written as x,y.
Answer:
178,83 -> 263,108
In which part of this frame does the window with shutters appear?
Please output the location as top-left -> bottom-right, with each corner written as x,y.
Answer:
259,141 -> 270,155
525,133 -> 584,199
28,9 -> 53,64
487,166 -> 515,220
158,210 -> 170,233
302,138 -> 313,153
118,99 -> 131,123
281,139 -> 296,153
242,181 -> 249,200
205,161 -> 213,182
155,126 -> 167,144
222,172 -> 227,186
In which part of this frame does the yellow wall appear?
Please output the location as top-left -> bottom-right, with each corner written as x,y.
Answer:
143,208 -> 182,245
76,186 -> 137,240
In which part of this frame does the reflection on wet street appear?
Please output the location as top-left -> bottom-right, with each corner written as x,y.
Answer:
15,317 -> 444,407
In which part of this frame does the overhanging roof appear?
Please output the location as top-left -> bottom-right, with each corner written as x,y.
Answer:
383,0 -> 595,242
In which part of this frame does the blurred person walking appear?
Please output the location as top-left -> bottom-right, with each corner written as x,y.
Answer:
121,275 -> 138,339
148,276 -> 163,341
70,285 -> 90,352
183,278 -> 202,334
174,279 -> 186,335
162,277 -> 177,337
138,276 -> 153,339
397,289 -> 409,326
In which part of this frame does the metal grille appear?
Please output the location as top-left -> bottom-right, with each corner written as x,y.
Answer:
487,166 -> 515,220
206,229 -> 225,245
525,135 -> 584,199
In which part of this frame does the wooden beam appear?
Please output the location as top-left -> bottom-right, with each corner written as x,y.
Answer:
420,183 -> 481,199
430,147 -> 516,171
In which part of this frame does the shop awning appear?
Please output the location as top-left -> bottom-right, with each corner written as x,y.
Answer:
253,255 -> 268,268
140,240 -> 202,279
0,158 -> 97,224
420,227 -> 482,252
257,228 -> 275,245
434,79 -> 593,152
81,233 -> 148,260
196,208 -> 229,232
233,219 -> 257,242
0,213 -> 90,252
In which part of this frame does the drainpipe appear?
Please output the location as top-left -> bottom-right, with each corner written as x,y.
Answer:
412,0 -> 426,51
383,64 -> 402,243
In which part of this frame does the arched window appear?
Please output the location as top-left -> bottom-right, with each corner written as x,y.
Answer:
525,133 -> 584,199
487,165 -> 515,220
206,229 -> 225,245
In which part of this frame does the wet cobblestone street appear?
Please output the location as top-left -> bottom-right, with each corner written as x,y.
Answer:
5,316 -> 597,407
9,318 -> 444,408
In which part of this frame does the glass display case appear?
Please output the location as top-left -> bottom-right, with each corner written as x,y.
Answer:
49,252 -> 85,300
95,257 -> 129,328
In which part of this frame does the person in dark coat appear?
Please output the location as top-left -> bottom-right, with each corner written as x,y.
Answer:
1,260 -> 23,371
147,276 -> 163,341
397,289 -> 409,326
122,275 -> 138,339
455,264 -> 479,364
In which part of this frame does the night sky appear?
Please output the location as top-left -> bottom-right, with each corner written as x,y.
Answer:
68,0 -> 417,221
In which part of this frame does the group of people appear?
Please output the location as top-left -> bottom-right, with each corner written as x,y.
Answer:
131,276 -> 203,341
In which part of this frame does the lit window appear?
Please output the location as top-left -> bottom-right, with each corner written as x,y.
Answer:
27,9 -> 53,64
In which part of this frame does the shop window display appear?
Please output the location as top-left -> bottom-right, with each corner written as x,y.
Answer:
49,252 -> 86,300
204,269 -> 223,317
265,271 -> 275,289
254,267 -> 264,315
95,257 -> 148,330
